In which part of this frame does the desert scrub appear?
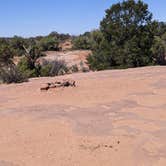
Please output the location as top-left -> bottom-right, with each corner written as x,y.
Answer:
0,64 -> 27,84
70,64 -> 79,73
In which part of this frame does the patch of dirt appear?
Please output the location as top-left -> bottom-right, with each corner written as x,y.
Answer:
41,50 -> 91,71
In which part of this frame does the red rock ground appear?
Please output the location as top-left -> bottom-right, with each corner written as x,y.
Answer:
0,66 -> 166,166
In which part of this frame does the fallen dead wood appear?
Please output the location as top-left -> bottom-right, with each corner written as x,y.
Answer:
40,79 -> 76,91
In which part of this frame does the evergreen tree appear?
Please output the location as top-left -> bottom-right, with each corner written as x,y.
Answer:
88,0 -> 156,70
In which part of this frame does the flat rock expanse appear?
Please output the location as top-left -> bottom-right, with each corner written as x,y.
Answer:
0,66 -> 166,166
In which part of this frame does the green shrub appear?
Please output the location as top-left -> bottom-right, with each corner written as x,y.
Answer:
72,30 -> 103,51
17,57 -> 38,78
9,36 -> 26,56
0,42 -> 27,84
70,64 -> 79,73
0,65 -> 27,84
49,60 -> 68,76
38,36 -> 59,51
81,67 -> 89,73
0,44 -> 14,65
40,64 -> 52,77
87,0 -> 156,70
151,36 -> 166,65
79,61 -> 89,72
72,36 -> 92,50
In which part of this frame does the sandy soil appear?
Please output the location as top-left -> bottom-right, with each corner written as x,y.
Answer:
41,50 -> 91,70
0,66 -> 166,166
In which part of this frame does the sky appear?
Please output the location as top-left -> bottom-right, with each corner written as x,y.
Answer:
0,0 -> 165,37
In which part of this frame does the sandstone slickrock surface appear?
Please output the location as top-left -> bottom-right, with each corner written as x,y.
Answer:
0,66 -> 166,166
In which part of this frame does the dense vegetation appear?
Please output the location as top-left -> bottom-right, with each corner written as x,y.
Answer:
88,0 -> 155,69
72,30 -> 104,51
73,0 -> 166,70
0,32 -> 71,83
0,0 -> 166,83
0,41 -> 26,83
